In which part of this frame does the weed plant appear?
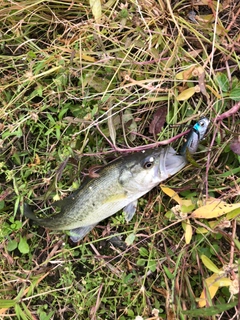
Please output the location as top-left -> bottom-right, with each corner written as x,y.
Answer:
0,0 -> 239,319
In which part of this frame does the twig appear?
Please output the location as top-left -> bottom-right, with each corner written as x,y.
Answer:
215,102 -> 240,122
96,123 -> 191,153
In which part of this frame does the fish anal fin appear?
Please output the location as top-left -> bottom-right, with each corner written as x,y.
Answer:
69,224 -> 97,242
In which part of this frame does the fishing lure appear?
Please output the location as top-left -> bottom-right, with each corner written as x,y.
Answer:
180,117 -> 210,156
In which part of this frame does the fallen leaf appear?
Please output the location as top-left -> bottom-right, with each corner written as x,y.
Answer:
198,274 -> 220,308
198,273 -> 232,308
201,255 -> 221,274
160,185 -> 182,205
230,137 -> 240,155
192,198 -> 240,219
89,0 -> 102,23
182,219 -> 193,244
175,65 -> 196,81
177,85 -> 200,101
149,106 -> 167,138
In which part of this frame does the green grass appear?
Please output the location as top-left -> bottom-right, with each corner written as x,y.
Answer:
0,0 -> 240,319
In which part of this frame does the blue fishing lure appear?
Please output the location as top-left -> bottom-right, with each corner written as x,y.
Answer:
180,117 -> 209,155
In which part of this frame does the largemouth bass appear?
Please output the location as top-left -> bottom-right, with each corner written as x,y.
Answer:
23,146 -> 187,241
24,117 -> 209,242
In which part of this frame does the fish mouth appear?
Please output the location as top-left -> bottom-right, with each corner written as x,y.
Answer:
159,147 -> 187,179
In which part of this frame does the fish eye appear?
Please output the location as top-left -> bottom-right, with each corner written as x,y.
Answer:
143,156 -> 155,169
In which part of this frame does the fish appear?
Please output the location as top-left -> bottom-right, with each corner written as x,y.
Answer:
23,146 -> 187,242
24,118 -> 209,242
180,117 -> 209,155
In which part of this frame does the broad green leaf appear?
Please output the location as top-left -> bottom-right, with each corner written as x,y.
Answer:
136,258 -> 146,267
183,301 -> 237,316
229,87 -> 240,101
201,255 -> 221,274
163,265 -> 174,280
139,247 -> 149,257
18,237 -> 30,254
181,203 -> 195,213
147,260 -> 157,272
226,207 -> 240,220
125,233 -> 135,246
215,72 -> 229,92
7,239 -> 18,252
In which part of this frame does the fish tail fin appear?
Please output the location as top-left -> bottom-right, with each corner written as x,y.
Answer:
22,203 -> 39,221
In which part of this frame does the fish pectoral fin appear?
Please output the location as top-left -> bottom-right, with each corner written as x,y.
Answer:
123,200 -> 138,222
69,224 -> 97,242
105,193 -> 127,203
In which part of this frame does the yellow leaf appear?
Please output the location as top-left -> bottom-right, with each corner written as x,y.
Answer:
198,273 -> 231,307
198,273 -> 219,307
196,221 -> 219,234
81,53 -> 96,62
177,86 -> 200,101
196,226 -> 208,234
205,84 -> 221,99
192,198 -> 240,219
214,277 -> 232,287
182,219 -> 192,244
201,255 -> 221,274
175,65 -> 196,80
197,14 -> 215,23
0,308 -> 9,314
89,0 -> 102,23
28,154 -> 40,167
160,185 -> 182,205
